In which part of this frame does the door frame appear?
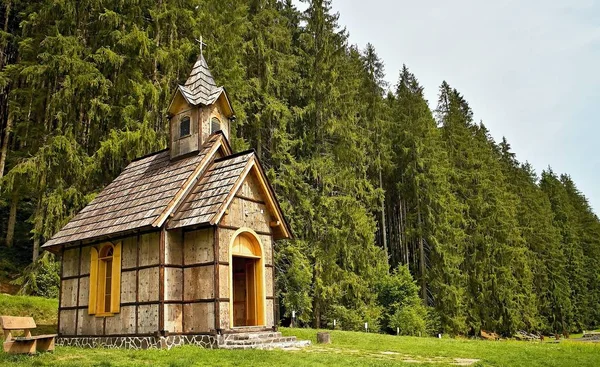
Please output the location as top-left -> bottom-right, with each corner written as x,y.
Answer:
228,228 -> 266,328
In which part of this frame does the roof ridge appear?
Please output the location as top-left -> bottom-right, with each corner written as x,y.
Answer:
213,149 -> 255,163
151,133 -> 230,228
129,148 -> 169,163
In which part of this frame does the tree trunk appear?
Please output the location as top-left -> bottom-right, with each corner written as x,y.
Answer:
32,192 -> 44,261
379,165 -> 388,264
417,200 -> 427,304
32,237 -> 40,262
5,195 -> 17,247
0,114 -> 13,180
0,1 -> 9,69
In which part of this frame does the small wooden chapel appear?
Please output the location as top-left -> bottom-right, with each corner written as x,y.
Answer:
42,52 -> 303,349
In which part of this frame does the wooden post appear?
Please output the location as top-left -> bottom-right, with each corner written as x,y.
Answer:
57,248 -> 64,336
158,229 -> 165,335
317,332 -> 331,344
213,227 -> 220,333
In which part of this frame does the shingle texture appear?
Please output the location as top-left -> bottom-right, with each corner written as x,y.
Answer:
42,134 -> 225,248
178,55 -> 225,107
168,152 -> 254,230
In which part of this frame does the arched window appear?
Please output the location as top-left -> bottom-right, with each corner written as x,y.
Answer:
89,242 -> 121,316
99,245 -> 114,313
210,117 -> 221,134
179,116 -> 191,137
232,233 -> 260,258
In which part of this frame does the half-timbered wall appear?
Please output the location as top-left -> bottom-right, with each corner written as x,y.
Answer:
182,228 -> 216,333
58,172 -> 279,338
58,232 -> 160,337
164,229 -> 183,334
218,173 -> 276,329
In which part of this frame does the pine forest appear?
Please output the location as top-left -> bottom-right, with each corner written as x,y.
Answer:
0,0 -> 599,337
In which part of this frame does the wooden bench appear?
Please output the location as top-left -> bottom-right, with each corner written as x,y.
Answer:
1,316 -> 57,354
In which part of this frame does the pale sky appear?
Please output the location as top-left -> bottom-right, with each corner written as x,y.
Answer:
294,0 -> 600,213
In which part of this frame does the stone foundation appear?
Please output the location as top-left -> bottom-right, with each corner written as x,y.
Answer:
57,334 -> 217,350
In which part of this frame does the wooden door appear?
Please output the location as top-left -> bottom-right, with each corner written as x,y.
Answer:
232,258 -> 246,326
246,260 -> 257,325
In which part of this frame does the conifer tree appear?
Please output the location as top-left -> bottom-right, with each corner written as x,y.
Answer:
437,83 -> 533,335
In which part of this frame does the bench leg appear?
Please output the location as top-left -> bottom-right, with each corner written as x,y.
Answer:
3,340 -> 37,354
36,338 -> 55,352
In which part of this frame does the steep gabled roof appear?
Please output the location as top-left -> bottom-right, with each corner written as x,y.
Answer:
42,130 -> 291,250
42,133 -> 232,250
167,151 -> 254,230
170,54 -> 234,116
167,150 -> 292,239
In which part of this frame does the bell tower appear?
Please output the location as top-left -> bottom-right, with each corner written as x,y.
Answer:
167,44 -> 234,160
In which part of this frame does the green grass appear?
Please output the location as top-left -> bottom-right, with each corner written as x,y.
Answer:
1,295 -> 598,366
0,327 -> 597,366
0,293 -> 58,326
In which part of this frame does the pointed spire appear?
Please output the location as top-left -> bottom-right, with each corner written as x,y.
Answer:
178,38 -> 225,108
168,42 -> 234,118
177,53 -> 224,107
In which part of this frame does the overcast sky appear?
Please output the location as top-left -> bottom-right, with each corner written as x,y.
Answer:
294,0 -> 600,213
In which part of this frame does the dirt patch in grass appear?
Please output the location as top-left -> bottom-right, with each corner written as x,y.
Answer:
299,346 -> 480,365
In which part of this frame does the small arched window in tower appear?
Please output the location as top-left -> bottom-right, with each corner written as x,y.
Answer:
211,117 -> 221,134
179,116 -> 191,138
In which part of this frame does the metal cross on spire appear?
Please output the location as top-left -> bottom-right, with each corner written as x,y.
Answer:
195,36 -> 207,57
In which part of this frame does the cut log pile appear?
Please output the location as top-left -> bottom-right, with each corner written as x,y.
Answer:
582,331 -> 600,341
480,330 -> 499,340
514,330 -> 541,341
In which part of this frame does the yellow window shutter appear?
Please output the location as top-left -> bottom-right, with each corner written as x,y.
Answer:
110,242 -> 122,313
88,247 -> 98,315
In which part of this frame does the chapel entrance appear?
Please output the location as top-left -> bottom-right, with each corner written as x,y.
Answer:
230,232 -> 265,327
232,257 -> 258,326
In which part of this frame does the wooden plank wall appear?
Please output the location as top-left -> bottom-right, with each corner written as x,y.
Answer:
164,230 -> 183,334
217,173 -> 276,329
170,104 -> 200,159
58,232 -> 161,337
200,103 -> 229,143
57,173 -> 279,337
181,228 -> 216,333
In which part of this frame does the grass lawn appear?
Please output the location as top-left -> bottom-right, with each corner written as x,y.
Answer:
0,327 -> 597,366
0,293 -> 58,326
1,294 -> 599,366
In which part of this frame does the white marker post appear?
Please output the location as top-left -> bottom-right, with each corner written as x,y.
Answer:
333,319 -> 336,329
364,322 -> 368,332
397,327 -> 399,335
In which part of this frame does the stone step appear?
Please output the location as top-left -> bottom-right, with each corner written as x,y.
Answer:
219,340 -> 311,350
222,326 -> 273,334
224,332 -> 283,341
223,336 -> 297,346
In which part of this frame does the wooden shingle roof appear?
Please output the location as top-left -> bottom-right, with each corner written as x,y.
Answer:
176,54 -> 232,113
167,150 -> 292,239
167,151 -> 254,229
43,132 -> 291,251
42,133 -> 231,249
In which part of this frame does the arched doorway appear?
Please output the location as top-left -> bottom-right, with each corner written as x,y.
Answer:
229,230 -> 265,327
